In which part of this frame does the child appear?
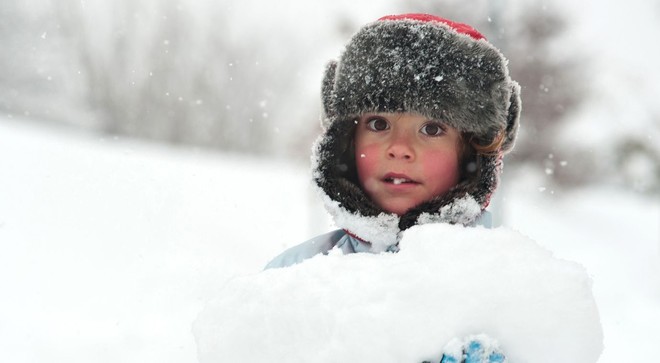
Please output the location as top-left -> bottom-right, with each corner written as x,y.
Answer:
266,13 -> 521,269
265,15 -> 522,361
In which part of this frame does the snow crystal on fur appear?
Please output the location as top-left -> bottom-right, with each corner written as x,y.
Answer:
416,195 -> 482,226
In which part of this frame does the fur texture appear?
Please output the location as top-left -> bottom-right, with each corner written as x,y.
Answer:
314,16 -> 522,248
321,20 -> 521,151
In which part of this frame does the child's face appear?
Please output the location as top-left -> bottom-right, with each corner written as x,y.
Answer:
354,112 -> 462,216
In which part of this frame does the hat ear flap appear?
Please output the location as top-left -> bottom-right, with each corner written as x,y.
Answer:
321,61 -> 338,129
501,81 -> 522,153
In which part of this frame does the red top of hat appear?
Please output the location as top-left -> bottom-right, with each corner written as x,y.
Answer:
378,13 -> 486,41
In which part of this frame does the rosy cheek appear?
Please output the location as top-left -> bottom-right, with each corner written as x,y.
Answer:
355,144 -> 380,185
422,151 -> 460,189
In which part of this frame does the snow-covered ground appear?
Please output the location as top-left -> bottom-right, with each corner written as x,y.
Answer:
0,116 -> 658,362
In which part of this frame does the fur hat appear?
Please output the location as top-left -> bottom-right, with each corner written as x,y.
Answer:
313,14 -> 521,251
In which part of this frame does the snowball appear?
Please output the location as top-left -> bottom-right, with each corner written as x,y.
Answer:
193,224 -> 603,363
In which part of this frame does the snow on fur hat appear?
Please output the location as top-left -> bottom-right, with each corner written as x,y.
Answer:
313,14 -> 522,251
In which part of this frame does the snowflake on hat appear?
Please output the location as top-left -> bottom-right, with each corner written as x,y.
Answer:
313,13 -> 522,252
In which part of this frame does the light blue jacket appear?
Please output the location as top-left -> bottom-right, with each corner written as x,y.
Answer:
265,211 -> 493,269
265,229 -> 395,269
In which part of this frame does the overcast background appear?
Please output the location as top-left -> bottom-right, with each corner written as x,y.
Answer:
1,0 -> 659,362
2,0 -> 659,190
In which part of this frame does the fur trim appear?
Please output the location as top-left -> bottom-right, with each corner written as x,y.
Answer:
502,82 -> 522,152
316,186 -> 400,252
416,195 -> 481,226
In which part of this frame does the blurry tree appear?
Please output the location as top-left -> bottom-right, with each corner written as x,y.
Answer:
615,132 -> 660,194
50,0 -> 306,154
0,1 -> 73,122
0,2 -> 24,109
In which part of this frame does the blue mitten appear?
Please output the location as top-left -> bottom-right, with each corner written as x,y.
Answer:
428,335 -> 506,363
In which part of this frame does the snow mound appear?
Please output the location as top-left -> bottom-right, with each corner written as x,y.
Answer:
193,224 -> 603,363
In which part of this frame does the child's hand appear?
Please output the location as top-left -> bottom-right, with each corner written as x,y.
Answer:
423,335 -> 506,363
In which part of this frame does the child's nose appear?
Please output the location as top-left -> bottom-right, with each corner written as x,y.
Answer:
386,136 -> 415,160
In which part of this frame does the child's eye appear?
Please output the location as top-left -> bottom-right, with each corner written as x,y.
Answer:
420,122 -> 445,136
366,117 -> 390,131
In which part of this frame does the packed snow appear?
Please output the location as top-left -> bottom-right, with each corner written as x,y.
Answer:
194,223 -> 603,363
0,117 -> 658,362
